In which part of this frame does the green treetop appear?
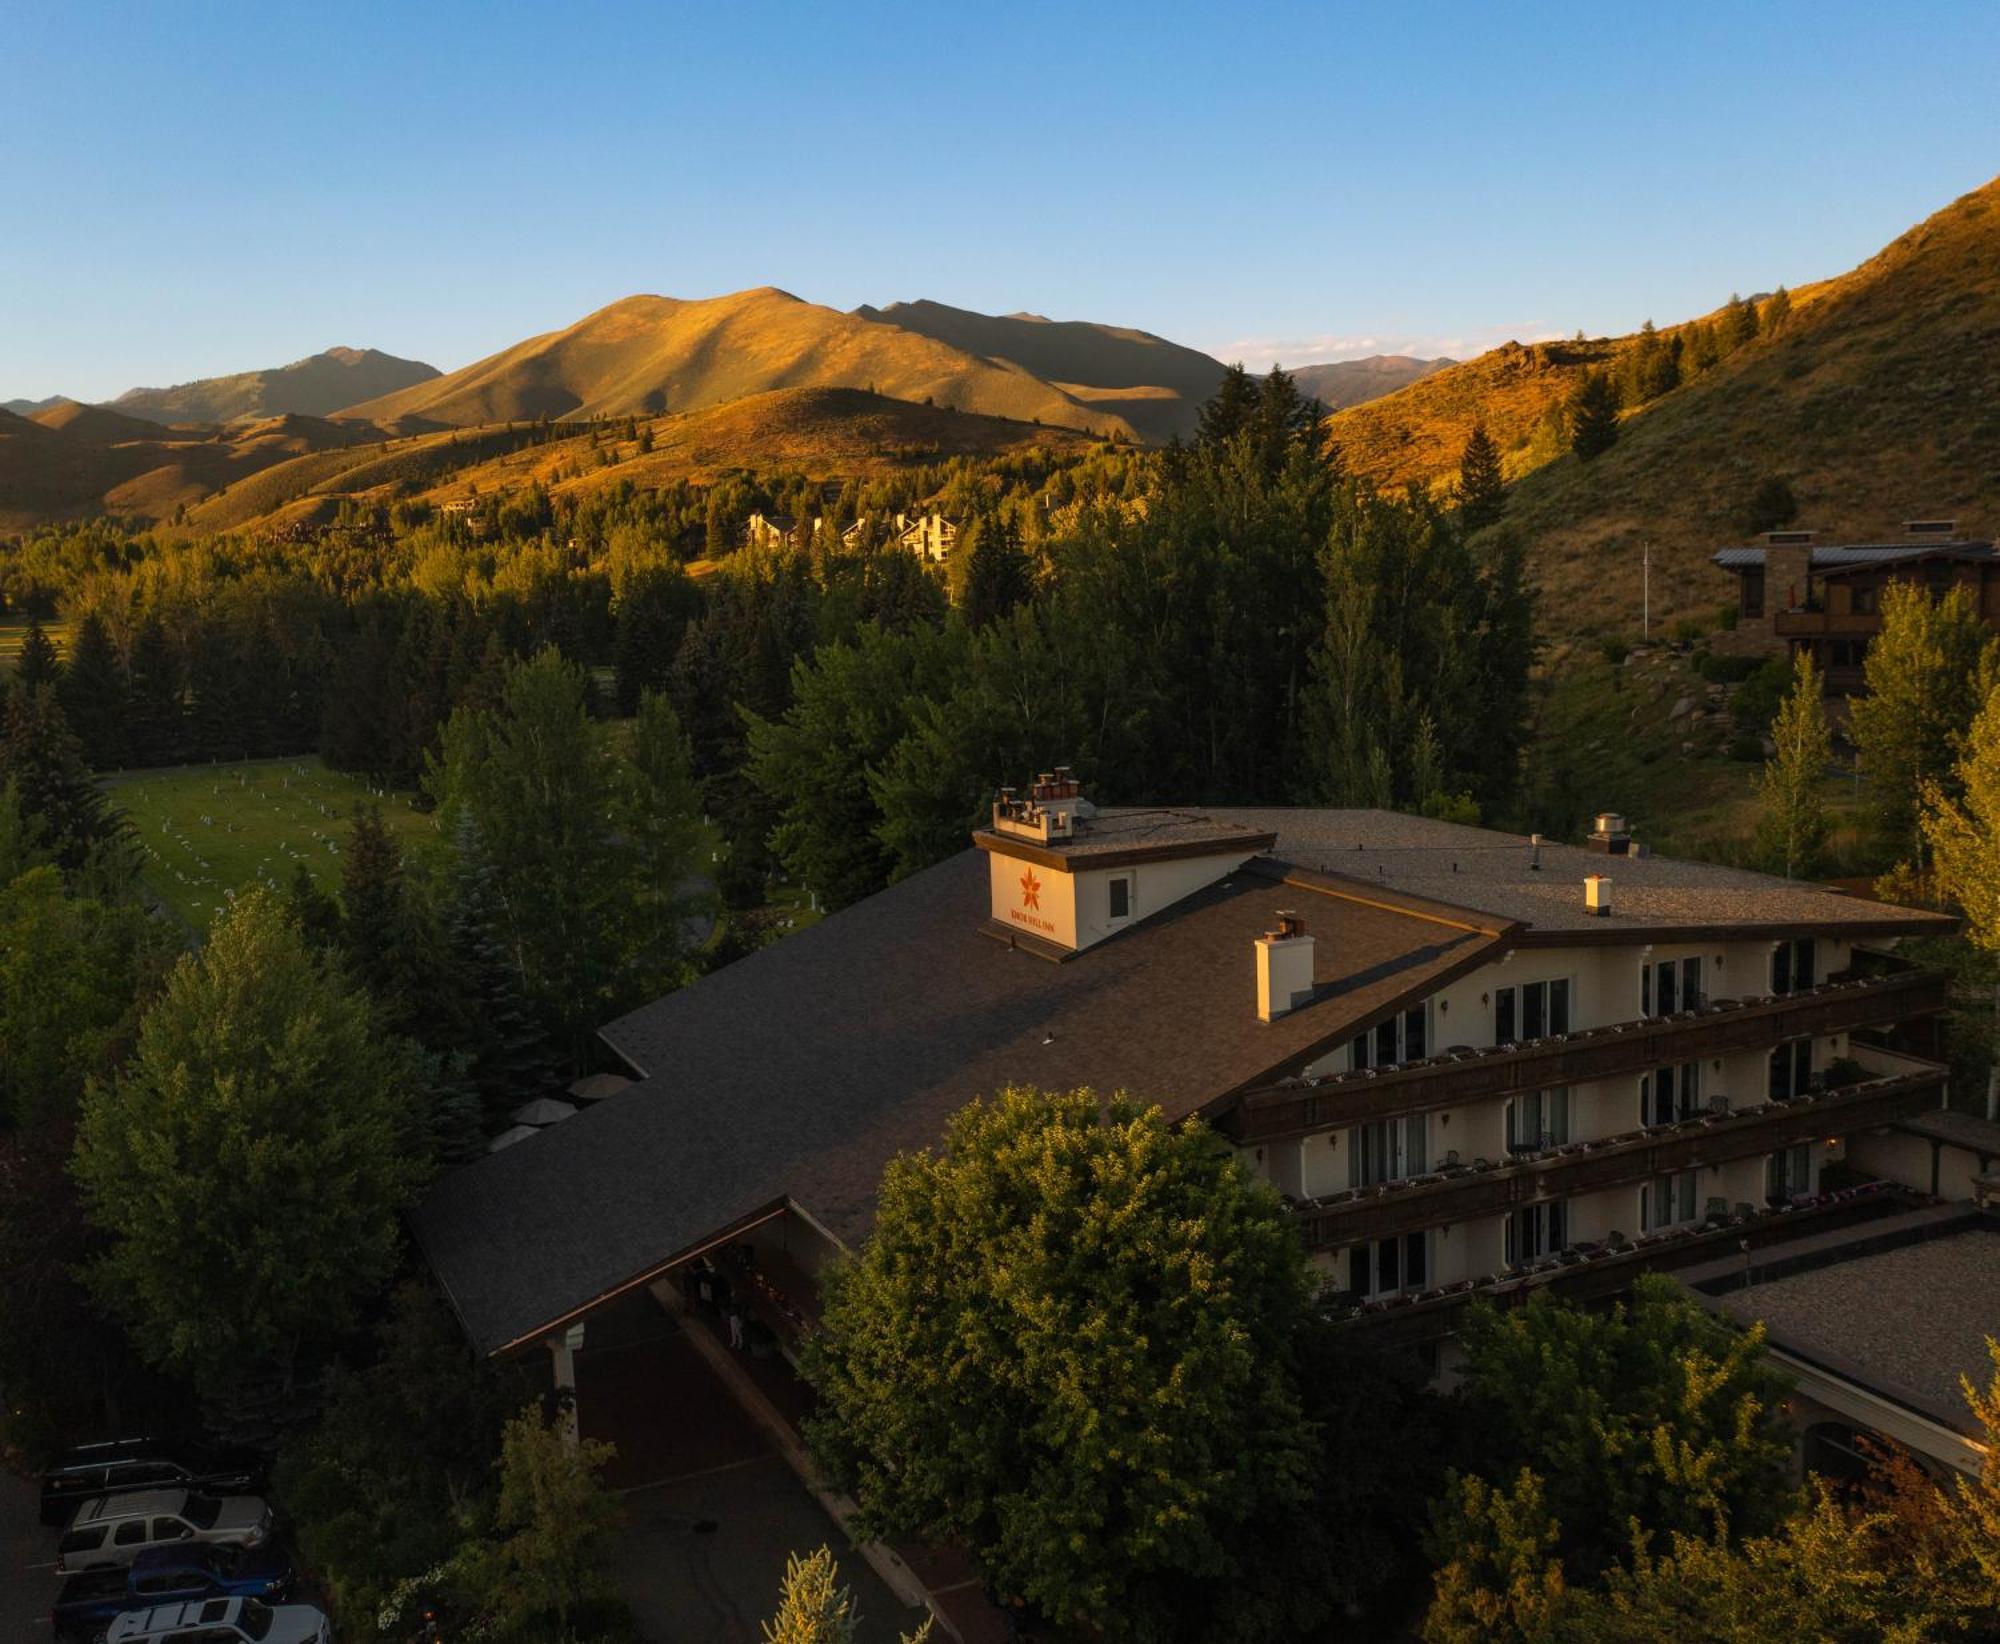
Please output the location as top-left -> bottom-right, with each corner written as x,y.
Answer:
1456,423 -> 1507,532
804,1084 -> 1318,1642
1566,371 -> 1622,461
1754,649 -> 1832,879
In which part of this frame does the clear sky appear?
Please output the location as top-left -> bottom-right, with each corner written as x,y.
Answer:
5,0 -> 1998,402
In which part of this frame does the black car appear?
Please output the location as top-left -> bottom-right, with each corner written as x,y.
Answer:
38,1438 -> 262,1527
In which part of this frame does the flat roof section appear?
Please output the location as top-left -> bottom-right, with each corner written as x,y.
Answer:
1207,808 -> 1955,939
1715,1224 -> 2000,1436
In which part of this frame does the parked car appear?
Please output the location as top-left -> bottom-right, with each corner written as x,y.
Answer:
52,1543 -> 295,1639
57,1490 -> 273,1574
106,1596 -> 330,1644
40,1438 -> 262,1527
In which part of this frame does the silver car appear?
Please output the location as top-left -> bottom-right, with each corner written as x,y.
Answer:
107,1595 -> 331,1644
56,1489 -> 273,1574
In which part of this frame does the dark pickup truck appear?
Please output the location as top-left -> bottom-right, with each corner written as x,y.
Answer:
52,1543 -> 294,1640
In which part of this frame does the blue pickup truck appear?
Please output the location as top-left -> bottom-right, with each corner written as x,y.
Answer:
51,1542 -> 294,1639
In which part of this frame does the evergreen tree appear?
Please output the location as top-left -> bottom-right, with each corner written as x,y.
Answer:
0,686 -> 123,873
960,528 -> 1033,629
73,888 -> 431,1405
1456,424 -> 1507,532
1849,583 -> 1993,862
1723,291 -> 1761,350
1738,475 -> 1798,536
283,861 -> 345,953
1194,363 -> 1260,448
1566,372 -> 1621,461
1760,285 -> 1793,332
57,612 -> 128,769
1753,650 -> 1832,879
15,616 -> 61,693
612,563 -> 699,715
340,802 -> 412,1011
125,613 -> 186,766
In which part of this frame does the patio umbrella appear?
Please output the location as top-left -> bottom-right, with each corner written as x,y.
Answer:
512,1097 -> 579,1127
487,1124 -> 539,1153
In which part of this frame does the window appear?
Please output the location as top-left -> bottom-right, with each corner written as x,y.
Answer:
1348,1003 -> 1429,1070
1640,1062 -> 1701,1127
1349,1114 -> 1428,1187
58,1527 -> 106,1558
1853,582 -> 1879,616
114,1519 -> 149,1546
1505,1087 -> 1570,1153
1742,569 -> 1764,619
1105,873 -> 1133,924
1494,978 -> 1569,1044
1350,1231 -> 1430,1298
1505,1200 -> 1568,1264
155,1515 -> 195,1541
1642,956 -> 1704,1017
1768,1143 -> 1813,1203
182,1495 -> 222,1531
1771,939 -> 1816,995
1640,1171 -> 1700,1232
1769,1038 -> 1813,1100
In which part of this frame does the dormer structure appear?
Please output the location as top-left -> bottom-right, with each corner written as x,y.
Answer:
973,776 -> 1277,955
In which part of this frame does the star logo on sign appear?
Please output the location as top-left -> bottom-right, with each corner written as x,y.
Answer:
1020,868 -> 1041,910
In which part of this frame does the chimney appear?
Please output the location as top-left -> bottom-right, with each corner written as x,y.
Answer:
1906,518 -> 1958,539
1256,911 -> 1316,1022
1586,812 -> 1631,855
1584,874 -> 1613,918
1529,833 -> 1544,870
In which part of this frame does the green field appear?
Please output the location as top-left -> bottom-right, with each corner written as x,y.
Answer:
108,758 -> 439,931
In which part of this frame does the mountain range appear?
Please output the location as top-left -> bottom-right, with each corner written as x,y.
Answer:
7,172 -> 1999,641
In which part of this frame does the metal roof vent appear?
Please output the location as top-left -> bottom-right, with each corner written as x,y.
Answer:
1906,519 -> 1958,537
1763,529 -> 1814,545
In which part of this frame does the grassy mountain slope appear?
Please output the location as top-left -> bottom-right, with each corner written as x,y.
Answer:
179,387 -> 1100,535
340,289 -> 1144,440
1504,176 -> 2000,634
32,400 -> 177,443
855,299 -> 1224,440
113,347 -> 439,425
1290,354 -> 1452,412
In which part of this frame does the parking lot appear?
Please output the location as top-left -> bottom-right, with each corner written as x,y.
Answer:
5,1462 -> 55,1638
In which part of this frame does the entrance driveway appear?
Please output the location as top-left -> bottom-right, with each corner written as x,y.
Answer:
4,1463 -> 54,1640
575,1300 -> 922,1643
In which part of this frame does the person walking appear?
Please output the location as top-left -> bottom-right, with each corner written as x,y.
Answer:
727,1307 -> 745,1350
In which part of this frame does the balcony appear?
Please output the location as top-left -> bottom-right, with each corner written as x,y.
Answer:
1288,1064 -> 1945,1247
1773,607 -> 1883,639
1327,1180 -> 1926,1347
1227,967 -> 1945,1144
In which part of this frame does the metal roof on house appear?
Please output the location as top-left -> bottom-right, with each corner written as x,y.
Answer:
1712,542 -> 1995,570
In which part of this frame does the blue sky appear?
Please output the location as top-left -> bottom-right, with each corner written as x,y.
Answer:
4,1 -> 1997,401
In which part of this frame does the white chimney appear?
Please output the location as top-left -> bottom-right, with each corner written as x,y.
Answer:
1256,911 -> 1316,1022
1585,874 -> 1613,917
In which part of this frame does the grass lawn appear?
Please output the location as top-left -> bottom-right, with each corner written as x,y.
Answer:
107,757 -> 438,932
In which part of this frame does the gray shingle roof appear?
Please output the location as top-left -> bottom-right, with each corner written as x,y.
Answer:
410,845 -> 1501,1354
1203,809 -> 1954,938
1712,542 -> 1994,570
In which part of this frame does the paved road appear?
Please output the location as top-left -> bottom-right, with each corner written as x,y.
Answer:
4,1462 -> 56,1640
613,1453 -> 913,1643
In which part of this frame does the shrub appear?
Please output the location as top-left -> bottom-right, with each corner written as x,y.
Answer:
1694,651 -> 1768,685
1597,636 -> 1631,669
1729,658 -> 1792,732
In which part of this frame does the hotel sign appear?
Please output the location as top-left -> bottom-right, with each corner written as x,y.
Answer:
990,852 -> 1075,946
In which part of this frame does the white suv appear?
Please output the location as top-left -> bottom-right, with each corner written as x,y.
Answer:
57,1489 -> 273,1573
107,1596 -> 331,1643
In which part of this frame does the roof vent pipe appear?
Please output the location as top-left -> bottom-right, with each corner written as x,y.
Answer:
1256,912 -> 1316,1022
1530,833 -> 1544,870
1585,874 -> 1613,918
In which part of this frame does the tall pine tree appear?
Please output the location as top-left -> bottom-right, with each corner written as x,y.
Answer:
1455,424 -> 1506,532
56,613 -> 128,770
15,618 -> 61,694
1566,372 -> 1621,461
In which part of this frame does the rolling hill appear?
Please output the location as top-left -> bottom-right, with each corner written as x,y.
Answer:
182,386 -> 1103,535
853,299 -> 1225,441
1411,174 -> 2000,636
112,346 -> 439,425
337,289 -> 1149,440
1290,354 -> 1452,412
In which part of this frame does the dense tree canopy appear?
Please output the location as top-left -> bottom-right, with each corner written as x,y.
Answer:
805,1085 -> 1320,1642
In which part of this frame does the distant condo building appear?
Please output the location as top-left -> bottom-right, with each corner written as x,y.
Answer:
415,779 -> 1996,1480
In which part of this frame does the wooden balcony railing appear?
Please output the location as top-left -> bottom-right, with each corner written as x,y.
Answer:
1290,1065 -> 1944,1247
1773,609 -> 1884,638
1227,968 -> 1945,1144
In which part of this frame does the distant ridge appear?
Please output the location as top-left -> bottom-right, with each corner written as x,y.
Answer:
1289,355 -> 1452,412
853,298 -> 1226,441
113,346 -> 440,425
2,395 -> 74,418
337,289 -> 1149,440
